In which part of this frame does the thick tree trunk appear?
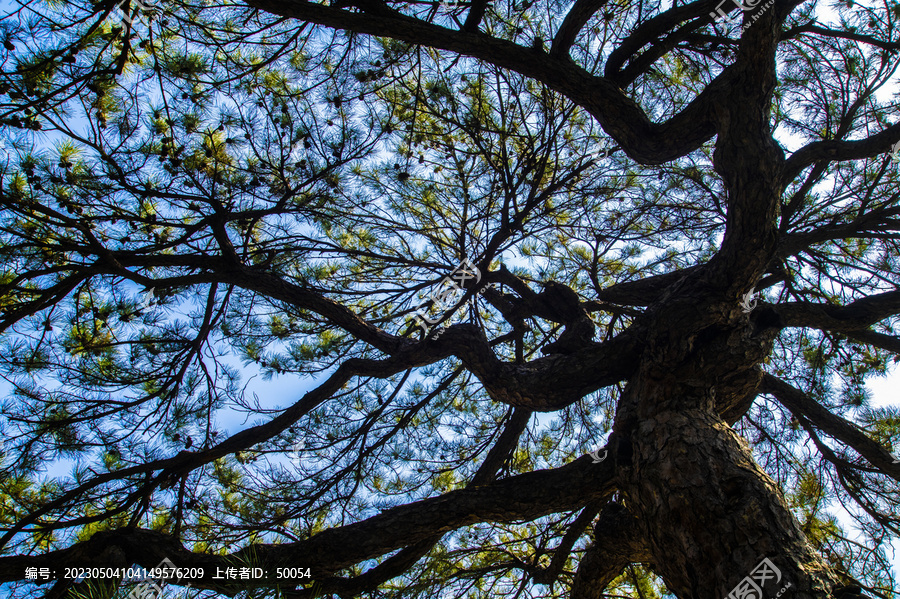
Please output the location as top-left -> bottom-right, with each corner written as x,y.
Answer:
610,306 -> 841,599
601,243 -> 842,598
618,403 -> 837,598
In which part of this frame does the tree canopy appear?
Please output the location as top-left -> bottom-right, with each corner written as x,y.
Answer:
0,0 -> 899,596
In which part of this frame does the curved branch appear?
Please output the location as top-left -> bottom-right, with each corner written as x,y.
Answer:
612,18 -> 710,85
570,503 -> 651,599
0,455 -> 617,592
33,256 -> 642,413
760,374 -> 900,481
0,272 -> 89,334
217,264 -> 409,355
117,258 -> 640,408
305,537 -> 442,599
782,123 -> 900,186
306,406 -> 534,597
795,416 -> 900,534
593,266 -> 701,306
841,329 -> 900,355
0,355 -> 416,550
781,23 -> 900,52
469,407 -> 533,485
532,501 -> 603,586
549,0 -> 612,58
775,290 -> 900,333
706,2 -> 785,288
243,0 -> 725,163
438,323 -> 641,410
603,0 -> 717,84
779,203 -> 900,256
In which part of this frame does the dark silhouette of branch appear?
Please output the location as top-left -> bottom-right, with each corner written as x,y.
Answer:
0,455 -> 617,593
761,374 -> 900,480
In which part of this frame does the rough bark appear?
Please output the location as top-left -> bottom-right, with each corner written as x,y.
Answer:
571,503 -> 652,599
3,0 -> 899,594
619,402 -> 837,597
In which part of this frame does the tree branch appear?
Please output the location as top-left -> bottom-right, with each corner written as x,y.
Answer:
593,266 -> 701,306
841,329 -> 900,355
242,0 -> 725,163
532,501 -> 603,586
549,0 -> 611,58
775,290 -> 900,333
760,374 -> 900,481
462,0 -> 491,31
0,359 -> 373,549
570,502 -> 651,599
782,123 -> 900,186
781,23 -> 900,52
603,0 -> 717,84
305,406 -> 534,597
0,455 -> 617,592
437,323 -> 641,410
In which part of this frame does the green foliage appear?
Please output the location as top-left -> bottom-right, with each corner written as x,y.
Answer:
0,0 -> 898,596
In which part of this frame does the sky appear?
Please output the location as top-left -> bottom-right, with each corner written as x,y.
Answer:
0,0 -> 899,591
864,372 -> 899,580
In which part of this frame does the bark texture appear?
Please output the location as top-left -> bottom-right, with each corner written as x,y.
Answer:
2,0 -> 899,595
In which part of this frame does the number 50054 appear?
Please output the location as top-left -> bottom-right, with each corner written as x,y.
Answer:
276,567 -> 311,578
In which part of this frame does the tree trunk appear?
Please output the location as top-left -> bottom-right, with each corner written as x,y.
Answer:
613,314 -> 841,598
619,404 -> 837,598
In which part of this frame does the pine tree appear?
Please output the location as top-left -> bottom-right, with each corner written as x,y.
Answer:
0,0 -> 898,597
